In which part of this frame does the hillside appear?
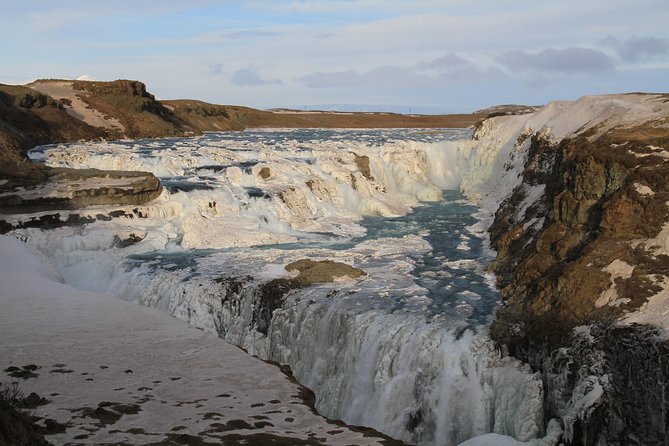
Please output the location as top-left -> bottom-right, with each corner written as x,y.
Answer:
164,100 -> 485,130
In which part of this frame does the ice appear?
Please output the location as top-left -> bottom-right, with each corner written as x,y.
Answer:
458,419 -> 562,446
595,259 -> 635,307
10,128 -> 559,445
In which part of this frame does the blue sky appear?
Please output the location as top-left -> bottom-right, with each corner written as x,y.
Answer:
1,0 -> 668,112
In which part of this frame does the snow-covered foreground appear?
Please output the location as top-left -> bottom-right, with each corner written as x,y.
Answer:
0,235 -> 396,445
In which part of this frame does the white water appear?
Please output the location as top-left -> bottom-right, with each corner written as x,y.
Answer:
13,128 -> 557,445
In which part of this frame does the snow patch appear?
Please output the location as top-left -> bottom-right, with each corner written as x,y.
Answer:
623,275 -> 669,332
634,183 -> 655,196
595,259 -> 635,307
458,418 -> 562,446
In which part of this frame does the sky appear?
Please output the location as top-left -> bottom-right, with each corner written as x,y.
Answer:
1,0 -> 668,113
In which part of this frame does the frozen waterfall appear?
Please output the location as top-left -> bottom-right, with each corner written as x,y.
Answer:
11,128 -> 558,445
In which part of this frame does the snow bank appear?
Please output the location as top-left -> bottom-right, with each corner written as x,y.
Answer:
0,235 -> 391,445
459,94 -> 669,218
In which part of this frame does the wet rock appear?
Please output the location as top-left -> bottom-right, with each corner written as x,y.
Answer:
112,232 -> 145,248
0,168 -> 162,214
258,166 -> 271,179
19,393 -> 49,409
354,154 -> 374,181
285,259 -> 365,286
252,260 -> 364,335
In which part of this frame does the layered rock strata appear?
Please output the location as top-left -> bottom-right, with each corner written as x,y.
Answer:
473,94 -> 669,445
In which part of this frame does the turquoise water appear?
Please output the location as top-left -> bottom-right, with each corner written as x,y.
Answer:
123,128 -> 499,328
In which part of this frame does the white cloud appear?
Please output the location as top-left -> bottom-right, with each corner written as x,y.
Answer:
497,47 -> 616,74
300,53 -> 505,88
601,36 -> 669,62
231,67 -> 282,87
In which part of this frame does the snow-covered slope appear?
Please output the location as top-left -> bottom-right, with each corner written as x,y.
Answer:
0,234 -> 397,445
461,93 -> 669,216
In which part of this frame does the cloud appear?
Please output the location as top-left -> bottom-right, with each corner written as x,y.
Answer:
205,62 -> 224,75
300,53 -> 504,88
417,53 -> 471,70
498,47 -> 616,74
231,67 -> 282,86
601,36 -> 669,62
300,70 -> 361,88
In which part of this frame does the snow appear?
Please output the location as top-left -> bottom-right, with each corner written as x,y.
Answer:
595,259 -> 635,307
637,220 -> 669,257
458,419 -> 562,446
624,218 -> 669,333
623,275 -> 669,332
634,183 -> 655,196
0,235 -> 390,445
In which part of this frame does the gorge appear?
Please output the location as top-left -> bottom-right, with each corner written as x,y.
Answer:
1,80 -> 668,446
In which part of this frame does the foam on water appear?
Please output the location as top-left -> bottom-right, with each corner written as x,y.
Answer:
15,128 -> 558,445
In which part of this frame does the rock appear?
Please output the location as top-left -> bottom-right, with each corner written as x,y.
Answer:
19,393 -> 49,409
112,232 -> 145,248
353,154 -> 374,181
0,384 -> 52,446
253,260 -> 364,335
0,168 -> 162,214
258,167 -> 271,179
285,259 -> 365,286
486,104 -> 669,444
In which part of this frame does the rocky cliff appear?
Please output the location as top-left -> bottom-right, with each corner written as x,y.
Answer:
473,94 -> 669,445
0,81 -> 166,213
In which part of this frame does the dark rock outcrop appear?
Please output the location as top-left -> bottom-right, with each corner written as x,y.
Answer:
70,79 -> 186,138
0,168 -> 162,214
0,383 -> 52,446
253,260 -> 364,335
490,124 -> 669,349
485,103 -> 669,444
0,84 -> 105,180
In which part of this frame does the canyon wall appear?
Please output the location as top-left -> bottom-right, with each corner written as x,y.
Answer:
471,94 -> 669,445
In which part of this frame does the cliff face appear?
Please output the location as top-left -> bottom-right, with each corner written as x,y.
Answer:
0,84 -> 105,180
0,81 -> 164,211
491,121 -> 669,344
476,94 -> 669,445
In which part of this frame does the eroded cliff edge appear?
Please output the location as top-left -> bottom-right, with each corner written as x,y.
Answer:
472,94 -> 669,445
